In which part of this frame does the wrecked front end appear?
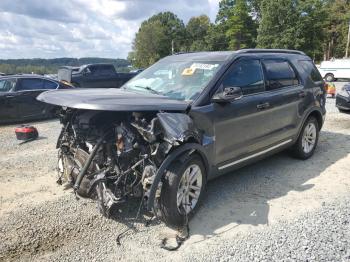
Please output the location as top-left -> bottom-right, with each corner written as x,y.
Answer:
55,106 -> 203,224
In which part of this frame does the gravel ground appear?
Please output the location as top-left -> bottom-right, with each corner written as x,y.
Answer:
0,83 -> 350,262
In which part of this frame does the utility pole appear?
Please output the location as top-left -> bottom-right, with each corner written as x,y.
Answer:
346,20 -> 350,58
171,39 -> 174,55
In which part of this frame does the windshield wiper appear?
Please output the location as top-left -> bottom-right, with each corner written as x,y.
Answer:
134,85 -> 162,95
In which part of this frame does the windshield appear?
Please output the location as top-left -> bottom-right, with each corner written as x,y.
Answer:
124,59 -> 224,101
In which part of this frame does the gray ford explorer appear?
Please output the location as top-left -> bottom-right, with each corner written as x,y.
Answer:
38,49 -> 326,227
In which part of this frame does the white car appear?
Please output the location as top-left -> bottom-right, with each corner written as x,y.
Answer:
318,59 -> 350,82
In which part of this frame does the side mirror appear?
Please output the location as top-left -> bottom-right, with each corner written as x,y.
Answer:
212,86 -> 243,103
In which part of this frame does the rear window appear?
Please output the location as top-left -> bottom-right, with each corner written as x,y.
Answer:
298,60 -> 323,82
263,60 -> 299,90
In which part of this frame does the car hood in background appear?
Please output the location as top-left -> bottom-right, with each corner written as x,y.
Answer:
37,88 -> 190,111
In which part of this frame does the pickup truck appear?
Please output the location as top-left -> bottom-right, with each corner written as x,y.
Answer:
58,63 -> 138,88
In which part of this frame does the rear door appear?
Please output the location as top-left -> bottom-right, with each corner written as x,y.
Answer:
14,78 -> 46,118
259,59 -> 307,143
82,65 -> 102,88
98,65 -> 117,88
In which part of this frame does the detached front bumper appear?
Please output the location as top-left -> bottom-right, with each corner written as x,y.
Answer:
336,95 -> 350,110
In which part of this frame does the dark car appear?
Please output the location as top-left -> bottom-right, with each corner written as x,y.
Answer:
58,63 -> 138,88
336,83 -> 350,112
0,75 -> 72,124
38,49 -> 326,227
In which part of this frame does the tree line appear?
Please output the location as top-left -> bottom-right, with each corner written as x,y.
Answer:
0,58 -> 131,75
128,0 -> 350,68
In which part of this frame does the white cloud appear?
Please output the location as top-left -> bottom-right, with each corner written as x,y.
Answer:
0,0 -> 220,59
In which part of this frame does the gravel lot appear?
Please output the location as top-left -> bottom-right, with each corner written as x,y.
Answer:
0,82 -> 350,262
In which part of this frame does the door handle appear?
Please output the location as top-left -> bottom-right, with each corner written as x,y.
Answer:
257,102 -> 270,110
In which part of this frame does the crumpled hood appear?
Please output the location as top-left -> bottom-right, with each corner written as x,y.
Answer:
37,88 -> 190,112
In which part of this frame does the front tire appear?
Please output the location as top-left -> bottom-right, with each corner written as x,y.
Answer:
291,116 -> 319,160
160,154 -> 206,228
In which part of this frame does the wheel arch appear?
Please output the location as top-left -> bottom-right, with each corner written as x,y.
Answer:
147,142 -> 210,212
308,110 -> 323,130
296,109 -> 324,141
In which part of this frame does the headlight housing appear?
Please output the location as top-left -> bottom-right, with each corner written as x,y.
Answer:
338,85 -> 350,97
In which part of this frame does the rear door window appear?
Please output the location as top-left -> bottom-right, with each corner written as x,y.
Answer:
298,60 -> 323,82
222,59 -> 265,95
17,78 -> 44,91
98,65 -> 115,75
262,60 -> 299,91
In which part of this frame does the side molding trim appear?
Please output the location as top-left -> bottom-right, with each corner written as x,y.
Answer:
218,139 -> 293,170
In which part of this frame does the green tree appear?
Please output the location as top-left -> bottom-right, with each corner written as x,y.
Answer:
225,0 -> 258,49
323,0 -> 350,59
295,0 -> 327,60
216,0 -> 236,24
257,0 -> 298,49
130,20 -> 168,68
185,15 -> 211,51
148,12 -> 186,52
205,24 -> 230,50
257,0 -> 326,61
129,12 -> 186,67
214,0 -> 257,51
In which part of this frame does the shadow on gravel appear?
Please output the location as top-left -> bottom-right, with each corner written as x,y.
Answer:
187,130 -> 350,242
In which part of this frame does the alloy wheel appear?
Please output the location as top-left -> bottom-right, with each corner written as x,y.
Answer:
176,164 -> 203,214
302,122 -> 317,154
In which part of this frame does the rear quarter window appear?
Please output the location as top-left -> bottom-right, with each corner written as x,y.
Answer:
262,60 -> 299,91
298,60 -> 323,82
43,80 -> 58,89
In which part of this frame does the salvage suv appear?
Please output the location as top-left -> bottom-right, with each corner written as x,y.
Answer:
38,49 -> 326,227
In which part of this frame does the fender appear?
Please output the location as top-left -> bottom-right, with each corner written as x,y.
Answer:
296,106 -> 324,140
147,142 -> 210,211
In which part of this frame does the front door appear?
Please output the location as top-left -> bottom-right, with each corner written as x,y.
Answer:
211,58 -> 271,166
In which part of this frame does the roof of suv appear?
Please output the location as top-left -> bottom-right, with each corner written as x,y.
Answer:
167,49 -> 307,62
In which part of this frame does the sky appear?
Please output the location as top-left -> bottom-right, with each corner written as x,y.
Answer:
0,0 -> 220,59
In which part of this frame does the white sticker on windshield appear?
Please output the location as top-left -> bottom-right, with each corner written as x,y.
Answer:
190,63 -> 218,70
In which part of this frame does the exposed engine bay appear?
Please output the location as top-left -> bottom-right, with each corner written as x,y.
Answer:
56,107 -> 200,220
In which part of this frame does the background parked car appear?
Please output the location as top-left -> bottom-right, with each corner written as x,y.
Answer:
0,75 -> 72,124
318,59 -> 350,82
336,83 -> 350,112
58,63 -> 138,88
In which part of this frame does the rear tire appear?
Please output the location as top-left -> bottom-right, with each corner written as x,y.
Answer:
290,116 -> 319,160
160,154 -> 206,228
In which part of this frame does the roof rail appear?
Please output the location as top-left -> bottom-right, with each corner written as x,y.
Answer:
237,49 -> 306,55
